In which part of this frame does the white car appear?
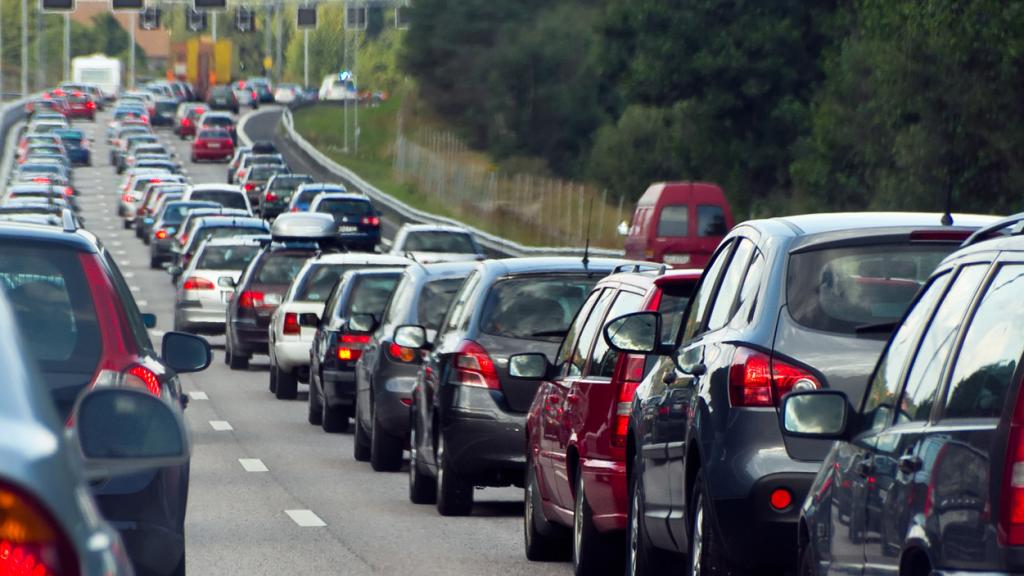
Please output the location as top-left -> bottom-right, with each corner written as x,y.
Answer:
318,74 -> 358,102
268,252 -> 412,399
389,224 -> 485,264
173,236 -> 267,334
181,184 -> 253,215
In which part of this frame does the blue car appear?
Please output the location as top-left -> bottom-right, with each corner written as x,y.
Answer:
55,128 -> 91,166
308,192 -> 382,252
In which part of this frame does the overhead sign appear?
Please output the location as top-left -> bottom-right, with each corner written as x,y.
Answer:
40,0 -> 74,13
297,6 -> 317,29
111,0 -> 144,11
194,0 -> 226,10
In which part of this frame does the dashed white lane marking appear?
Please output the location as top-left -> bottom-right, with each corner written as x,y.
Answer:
111,240 -> 122,246
285,510 -> 326,527
124,272 -> 135,278
136,300 -> 148,306
210,420 -> 233,431
130,285 -> 140,292
239,458 -> 268,472
115,250 -> 127,255
189,391 -> 209,400
119,260 -> 130,266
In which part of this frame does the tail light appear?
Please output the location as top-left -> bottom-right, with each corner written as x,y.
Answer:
611,354 -> 645,448
453,340 -> 500,390
244,183 -> 255,192
283,313 -> 301,335
388,342 -> 417,363
1000,382 -> 1024,545
291,207 -> 299,213
728,347 -> 819,407
336,334 -> 371,362
62,187 -> 73,197
361,216 -> 380,226
31,177 -> 50,184
122,194 -> 134,203
154,229 -> 168,240
266,192 -> 278,202
0,482 -> 79,576
181,118 -> 191,127
182,276 -> 215,291
86,100 -> 96,110
238,290 -> 265,309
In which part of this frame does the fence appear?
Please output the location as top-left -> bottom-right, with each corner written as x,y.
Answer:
393,129 -> 627,249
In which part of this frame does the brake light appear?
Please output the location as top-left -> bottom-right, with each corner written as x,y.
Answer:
283,313 -> 301,335
238,291 -> 265,309
122,194 -> 134,203
244,183 -> 255,192
179,234 -> 188,246
728,347 -> 819,407
361,216 -> 380,226
181,118 -> 191,127
291,207 -> 299,213
124,365 -> 161,396
388,342 -> 417,363
454,340 -> 500,390
1000,382 -> 1024,545
155,229 -> 168,240
266,192 -> 278,202
86,100 -> 96,110
62,187 -> 73,197
0,481 -> 79,576
611,355 -> 646,448
31,177 -> 50,184
182,276 -> 215,291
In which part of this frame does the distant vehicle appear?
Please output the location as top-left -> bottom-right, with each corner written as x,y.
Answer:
148,200 -> 220,268
319,73 -> 358,102
207,85 -> 240,114
622,182 -> 734,269
192,128 -> 235,163
274,83 -> 302,105
64,91 -> 97,120
152,98 -> 180,127
310,193 -> 382,252
71,54 -> 122,100
173,235 -> 267,334
261,173 -> 315,219
390,224 -> 485,263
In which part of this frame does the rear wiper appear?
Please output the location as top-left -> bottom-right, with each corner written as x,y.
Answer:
854,321 -> 899,336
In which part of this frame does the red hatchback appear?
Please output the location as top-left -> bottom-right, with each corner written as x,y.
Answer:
192,128 -> 234,162
66,91 -> 97,120
623,182 -> 734,268
518,267 -> 700,574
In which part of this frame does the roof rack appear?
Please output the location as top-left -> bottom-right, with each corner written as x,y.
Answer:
62,208 -> 77,233
960,212 -> 1024,248
612,263 -> 667,275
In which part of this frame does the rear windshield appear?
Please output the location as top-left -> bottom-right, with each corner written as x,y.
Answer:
658,281 -> 697,345
157,101 -> 178,113
480,276 -> 597,342
0,244 -> 101,418
251,166 -> 283,180
416,278 -> 464,332
271,177 -> 313,190
203,116 -> 234,127
254,252 -> 310,285
200,130 -> 230,140
403,231 -> 476,254
296,264 -> 370,302
787,244 -> 955,335
697,205 -> 728,237
197,245 -> 260,271
657,205 -> 689,237
346,275 -> 402,317
161,203 -> 201,224
191,190 -> 247,210
192,226 -> 265,248
317,199 -> 372,216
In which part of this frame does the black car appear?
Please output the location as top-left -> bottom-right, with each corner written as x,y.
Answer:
242,164 -> 291,208
152,98 -> 180,126
603,212 -> 999,575
308,267 -> 408,432
402,257 -> 627,515
260,173 -> 315,219
351,262 -> 474,468
207,85 -> 240,114
787,214 -> 1024,576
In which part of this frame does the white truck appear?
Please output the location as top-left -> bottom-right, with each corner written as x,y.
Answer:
72,54 -> 123,100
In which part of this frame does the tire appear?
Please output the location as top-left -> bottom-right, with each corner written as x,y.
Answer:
353,413 -> 372,462
370,412 -> 403,472
798,542 -> 818,576
307,377 -> 323,425
122,219 -> 131,229
573,470 -> 623,576
228,343 -> 249,370
408,415 -> 436,504
689,471 -> 733,576
524,462 -> 569,561
435,433 -> 473,516
274,365 -> 298,400
627,460 -> 673,576
149,256 -> 160,269
322,400 -> 350,433
268,364 -> 277,392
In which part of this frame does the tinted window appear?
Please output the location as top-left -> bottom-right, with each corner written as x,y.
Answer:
416,278 -> 465,332
346,275 -> 401,318
589,290 -> 644,379
944,264 -> 1024,419
296,264 -> 396,302
788,244 -> 955,335
156,101 -> 177,113
697,205 -> 728,237
317,199 -> 373,216
191,191 -> 247,210
161,203 -> 201,224
707,239 -> 754,331
557,290 -> 602,369
569,290 -> 614,376
898,265 -> 987,424
658,281 -> 696,345
203,116 -> 233,127
480,276 -> 596,343
251,166 -> 282,180
270,177 -> 312,190
254,252 -> 309,286
442,271 -> 480,333
403,231 -> 476,254
657,205 -> 689,237
200,130 -> 230,140
192,226 -> 265,248
196,245 -> 259,271
681,240 -> 732,342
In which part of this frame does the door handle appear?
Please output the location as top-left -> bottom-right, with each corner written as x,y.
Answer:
898,455 -> 922,474
858,460 -> 875,477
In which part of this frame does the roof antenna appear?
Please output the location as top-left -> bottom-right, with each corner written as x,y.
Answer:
582,197 -> 593,272
941,180 -> 954,226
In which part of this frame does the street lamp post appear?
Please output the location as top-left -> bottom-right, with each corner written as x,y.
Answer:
64,12 -> 70,81
303,28 -> 309,88
130,11 -> 136,89
21,0 -> 28,97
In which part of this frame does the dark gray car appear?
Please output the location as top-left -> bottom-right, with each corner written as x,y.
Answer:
148,200 -> 220,268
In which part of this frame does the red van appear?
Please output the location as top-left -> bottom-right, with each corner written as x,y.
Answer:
622,182 -> 733,268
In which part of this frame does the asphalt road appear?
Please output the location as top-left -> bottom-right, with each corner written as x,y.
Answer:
67,109 -> 572,576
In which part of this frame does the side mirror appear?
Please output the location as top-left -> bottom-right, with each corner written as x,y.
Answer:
299,313 -> 320,328
780,390 -> 850,439
75,388 -> 189,479
162,332 -> 212,373
349,313 -> 376,333
617,221 -> 629,236
217,276 -> 236,288
394,325 -> 427,349
166,265 -> 183,277
508,353 -> 550,380
603,312 -> 662,355
141,313 -> 157,328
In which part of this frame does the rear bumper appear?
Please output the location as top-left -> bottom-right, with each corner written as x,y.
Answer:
323,368 -> 356,407
338,231 -> 380,247
581,457 -> 628,532
178,304 -> 227,333
273,339 -> 312,371
231,320 -> 269,354
374,375 -> 417,437
441,391 -> 527,488
193,148 -> 232,160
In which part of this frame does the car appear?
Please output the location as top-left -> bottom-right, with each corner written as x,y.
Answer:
119,173 -> 186,228
176,104 -> 207,139
622,182 -> 734,268
241,163 -> 291,207
781,214 -> 1024,576
261,173 -> 315,219
148,200 -> 221,268
600,212 -> 1001,575
0,218 -> 212,576
274,83 -> 301,104
152,98 -> 180,126
5,183 -> 78,211
225,213 -> 340,370
170,215 -> 270,280
248,77 -> 275,103
207,86 -> 240,114
390,224 -> 485,263
115,133 -> 160,171
133,158 -> 182,178
172,235 -> 268,334
16,133 -> 62,161
403,257 -> 631,514
192,128 -> 235,163
268,254 -> 411,401
232,152 -> 286,186
310,192 -> 382,252
288,182 -> 346,212
515,267 -> 700,573
65,90 -> 97,120
351,261 -> 475,463
24,96 -> 62,117
181,184 -> 252,213
134,182 -> 188,239
232,84 -> 259,109
226,146 -> 252,183
197,112 -> 237,144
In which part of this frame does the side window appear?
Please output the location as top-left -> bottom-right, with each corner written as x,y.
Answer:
706,239 -> 754,331
102,250 -> 154,353
730,251 -> 765,328
556,290 -> 602,371
861,272 -> 951,432
697,205 -> 728,237
657,205 -> 689,237
943,264 -> 1024,419
897,265 -> 987,424
680,240 -> 733,343
568,289 -> 614,377
441,271 -> 480,334
587,291 -> 644,379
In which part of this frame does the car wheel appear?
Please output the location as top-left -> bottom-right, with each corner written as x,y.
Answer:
799,542 -> 818,576
627,459 -> 673,575
322,399 -> 350,433
274,365 -> 298,399
524,461 -> 569,561
353,410 -> 372,462
229,344 -> 249,370
689,470 -> 733,576
149,256 -> 160,269
573,470 -> 623,576
122,219 -> 131,229
370,412 -> 403,472
408,415 -> 436,504
307,376 -> 323,425
435,433 -> 473,516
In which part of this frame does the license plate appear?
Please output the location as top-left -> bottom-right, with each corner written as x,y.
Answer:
339,226 -> 358,233
208,143 -> 221,148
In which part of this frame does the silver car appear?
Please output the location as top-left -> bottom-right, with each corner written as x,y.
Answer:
173,235 -> 269,334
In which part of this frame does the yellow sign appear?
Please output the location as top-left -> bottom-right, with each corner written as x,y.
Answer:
186,39 -> 200,84
215,40 -> 233,85
263,56 -> 273,71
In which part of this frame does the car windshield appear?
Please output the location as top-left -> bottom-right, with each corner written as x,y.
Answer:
403,231 -> 476,253
197,245 -> 260,271
479,276 -> 596,342
159,203 -> 201,224
346,275 -> 402,317
271,177 -> 312,190
787,243 -> 956,335
254,252 -> 310,285
157,101 -> 177,113
417,278 -> 465,332
251,166 -> 282,180
317,199 -> 372,216
192,225 -> 266,248
200,130 -> 230,140
191,190 -> 247,210
204,116 -> 234,127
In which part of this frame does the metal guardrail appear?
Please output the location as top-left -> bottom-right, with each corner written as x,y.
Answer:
278,108 -> 625,258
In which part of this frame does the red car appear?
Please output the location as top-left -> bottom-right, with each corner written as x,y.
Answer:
623,182 -> 734,269
192,128 -> 234,162
520,267 -> 701,573
177,106 -> 206,139
66,91 -> 97,120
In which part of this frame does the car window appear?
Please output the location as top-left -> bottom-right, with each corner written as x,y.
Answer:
943,264 -> 1024,419
567,289 -> 614,377
658,281 -> 696,346
588,290 -> 645,379
657,205 -> 688,237
697,205 -> 728,237
707,239 -> 754,331
382,275 -> 413,326
196,245 -> 259,271
254,252 -> 310,286
416,278 -> 465,332
480,276 -> 597,343
680,240 -> 733,343
442,271 -> 480,333
317,199 -> 373,216
730,251 -> 765,328
192,191 -> 247,210
346,275 -> 402,319
860,272 -> 951,433
101,251 -> 155,354
556,290 -> 601,370
897,265 -> 987,424
403,231 -> 476,254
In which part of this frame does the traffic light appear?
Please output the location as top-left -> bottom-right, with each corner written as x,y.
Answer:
194,0 -> 225,10
111,0 -> 143,10
139,7 -> 161,30
235,7 -> 254,32
296,6 -> 316,29
186,7 -> 207,32
40,0 -> 74,13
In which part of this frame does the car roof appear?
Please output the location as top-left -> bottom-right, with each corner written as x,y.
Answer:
312,193 -> 367,202
477,256 -> 636,277
765,212 -> 1000,237
308,253 -> 413,266
0,220 -> 99,252
202,234 -> 271,247
189,184 -> 245,193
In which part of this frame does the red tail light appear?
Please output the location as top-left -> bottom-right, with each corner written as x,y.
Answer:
181,118 -> 191,127
155,229 -> 168,240
31,177 -> 50,184
454,340 -> 500,390
291,207 -> 299,213
62,187 -> 73,197
361,216 -> 380,226
728,347 -> 819,407
178,234 -> 188,246
182,276 -> 215,291
244,183 -> 255,192
124,365 -> 161,396
266,192 -> 278,202
0,481 -> 80,576
122,194 -> 134,203
283,313 -> 301,335
388,341 -> 417,363
86,100 -> 96,110
336,334 -> 371,362
1000,383 -> 1024,545
611,354 -> 645,448
238,290 -> 265,309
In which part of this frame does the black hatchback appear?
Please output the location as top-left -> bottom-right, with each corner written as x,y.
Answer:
605,213 -> 1000,576
401,257 -> 630,516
